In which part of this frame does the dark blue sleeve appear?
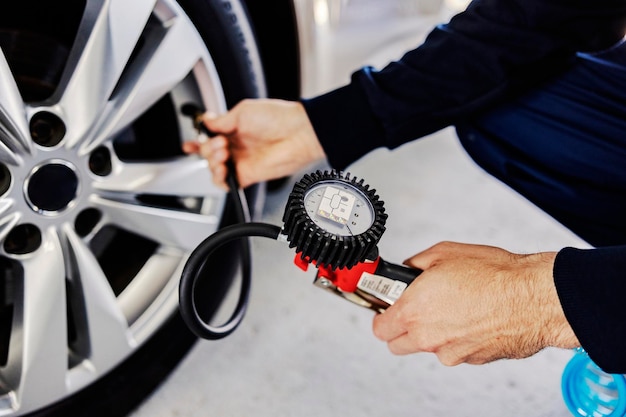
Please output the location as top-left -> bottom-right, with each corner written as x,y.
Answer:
302,0 -> 626,170
554,247 -> 626,373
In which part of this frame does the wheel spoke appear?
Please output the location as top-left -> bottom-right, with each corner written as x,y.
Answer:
95,157 -> 221,197
56,0 -> 158,148
118,249 -> 183,329
63,225 -> 134,372
106,11 -> 207,132
0,213 -> 20,271
5,229 -> 68,411
0,204 -> 18,239
92,195 -> 220,251
78,7 -> 211,154
0,49 -> 30,162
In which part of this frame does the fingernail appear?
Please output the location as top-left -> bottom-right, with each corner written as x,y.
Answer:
197,133 -> 209,144
203,111 -> 217,120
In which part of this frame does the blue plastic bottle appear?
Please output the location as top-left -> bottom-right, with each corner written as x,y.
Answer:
562,349 -> 626,416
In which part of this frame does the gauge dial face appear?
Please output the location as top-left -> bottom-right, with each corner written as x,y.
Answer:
303,180 -> 375,237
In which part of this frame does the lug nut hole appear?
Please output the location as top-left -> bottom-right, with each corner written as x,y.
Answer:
75,208 -> 102,237
30,111 -> 66,147
0,164 -> 10,196
4,224 -> 42,255
89,147 -> 112,176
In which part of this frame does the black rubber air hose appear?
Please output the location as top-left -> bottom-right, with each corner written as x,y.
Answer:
179,222 -> 282,339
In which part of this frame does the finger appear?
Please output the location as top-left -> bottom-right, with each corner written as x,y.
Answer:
182,141 -> 201,154
193,137 -> 230,190
402,249 -> 436,270
210,163 -> 229,191
206,139 -> 230,168
208,135 -> 229,154
202,110 -> 236,135
197,136 -> 228,161
386,334 -> 417,356
372,306 -> 407,342
207,149 -> 229,190
402,241 -> 466,270
401,243 -> 443,270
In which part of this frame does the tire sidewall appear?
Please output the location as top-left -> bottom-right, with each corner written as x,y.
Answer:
177,0 -> 267,105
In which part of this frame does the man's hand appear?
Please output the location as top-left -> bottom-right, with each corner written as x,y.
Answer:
372,242 -> 579,365
182,98 -> 326,189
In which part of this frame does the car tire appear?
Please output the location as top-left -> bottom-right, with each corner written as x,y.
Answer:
0,0 -> 268,416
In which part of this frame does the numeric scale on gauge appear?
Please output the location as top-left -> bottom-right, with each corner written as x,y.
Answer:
305,180 -> 374,236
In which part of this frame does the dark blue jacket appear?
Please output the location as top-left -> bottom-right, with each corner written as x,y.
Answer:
302,0 -> 626,372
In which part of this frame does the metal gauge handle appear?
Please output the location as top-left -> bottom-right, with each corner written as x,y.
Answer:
308,255 -> 422,313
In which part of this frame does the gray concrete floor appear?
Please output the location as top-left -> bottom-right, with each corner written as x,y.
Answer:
132,1 -> 589,415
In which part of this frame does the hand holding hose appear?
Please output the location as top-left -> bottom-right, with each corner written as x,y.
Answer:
182,98 -> 326,189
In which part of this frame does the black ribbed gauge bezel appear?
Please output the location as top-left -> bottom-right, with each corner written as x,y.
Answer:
281,170 -> 387,269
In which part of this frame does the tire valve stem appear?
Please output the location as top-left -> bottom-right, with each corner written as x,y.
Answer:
181,103 -> 240,191
181,103 -> 215,137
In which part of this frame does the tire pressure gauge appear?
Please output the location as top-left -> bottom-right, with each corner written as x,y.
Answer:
281,171 -> 421,312
179,168 -> 421,340
282,170 -> 387,270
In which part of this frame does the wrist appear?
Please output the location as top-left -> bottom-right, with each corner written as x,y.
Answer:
294,101 -> 326,164
533,252 -> 579,348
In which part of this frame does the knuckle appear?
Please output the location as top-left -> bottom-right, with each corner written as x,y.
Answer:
238,98 -> 254,111
211,137 -> 227,151
371,317 -> 380,335
393,302 -> 412,328
199,146 -> 212,160
437,352 -> 463,367
432,241 -> 455,252
388,343 -> 406,356
372,317 -> 386,341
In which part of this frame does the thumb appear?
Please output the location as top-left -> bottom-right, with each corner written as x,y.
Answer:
402,254 -> 427,271
402,242 -> 453,270
202,110 -> 237,135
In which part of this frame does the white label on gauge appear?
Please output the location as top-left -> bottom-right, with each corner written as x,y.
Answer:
317,186 -> 356,225
357,272 -> 407,305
